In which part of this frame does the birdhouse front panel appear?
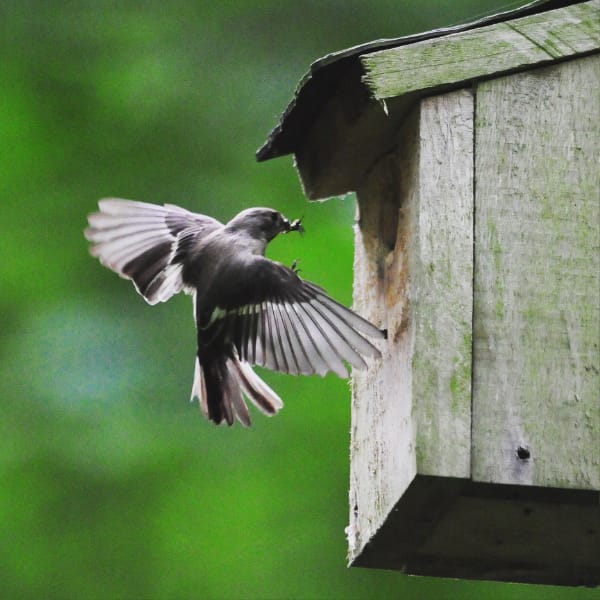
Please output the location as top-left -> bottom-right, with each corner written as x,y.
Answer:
472,54 -> 600,490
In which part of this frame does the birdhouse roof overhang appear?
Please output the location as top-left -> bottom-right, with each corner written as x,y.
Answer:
257,0 -> 599,200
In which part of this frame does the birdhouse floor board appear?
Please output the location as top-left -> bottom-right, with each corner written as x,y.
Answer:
350,475 -> 600,587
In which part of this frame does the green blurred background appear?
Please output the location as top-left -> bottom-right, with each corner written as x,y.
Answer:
1,2 -> 596,599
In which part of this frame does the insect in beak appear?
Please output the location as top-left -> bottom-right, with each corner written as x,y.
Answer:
286,217 -> 304,234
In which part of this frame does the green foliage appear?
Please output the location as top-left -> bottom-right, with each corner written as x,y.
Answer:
1,2 -> 596,598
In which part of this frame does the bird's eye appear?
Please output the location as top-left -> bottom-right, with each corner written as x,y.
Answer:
270,212 -> 278,222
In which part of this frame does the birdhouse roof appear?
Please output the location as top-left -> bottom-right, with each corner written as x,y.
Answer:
257,0 -> 598,199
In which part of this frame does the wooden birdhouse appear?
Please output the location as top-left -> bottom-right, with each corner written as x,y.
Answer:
257,0 -> 600,587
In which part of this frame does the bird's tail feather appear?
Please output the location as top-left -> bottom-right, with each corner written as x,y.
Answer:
231,359 -> 283,416
191,354 -> 283,426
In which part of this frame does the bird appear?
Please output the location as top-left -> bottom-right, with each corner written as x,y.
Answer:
84,199 -> 385,426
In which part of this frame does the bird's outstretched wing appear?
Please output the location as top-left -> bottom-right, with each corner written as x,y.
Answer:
198,257 -> 385,378
85,199 -> 222,304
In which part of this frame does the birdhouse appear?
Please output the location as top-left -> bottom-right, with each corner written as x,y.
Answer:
258,0 -> 600,587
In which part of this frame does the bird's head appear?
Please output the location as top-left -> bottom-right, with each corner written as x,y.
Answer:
226,207 -> 304,243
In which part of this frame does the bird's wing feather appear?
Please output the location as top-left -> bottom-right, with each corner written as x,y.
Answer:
85,198 -> 222,304
198,257 -> 384,377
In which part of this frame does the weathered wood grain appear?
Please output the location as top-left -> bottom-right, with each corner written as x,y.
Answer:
348,89 -> 474,563
361,0 -> 600,99
472,54 -> 600,489
411,90 -> 474,477
349,147 -> 416,565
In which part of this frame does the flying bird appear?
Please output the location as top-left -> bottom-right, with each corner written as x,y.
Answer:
85,199 -> 384,426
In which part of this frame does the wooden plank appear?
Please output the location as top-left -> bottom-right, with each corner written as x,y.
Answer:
349,145 -> 417,565
361,0 -> 600,99
411,90 -> 474,477
472,54 -> 600,489
348,90 -> 474,563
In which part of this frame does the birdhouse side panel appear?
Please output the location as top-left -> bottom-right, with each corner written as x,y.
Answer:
349,144 -> 418,564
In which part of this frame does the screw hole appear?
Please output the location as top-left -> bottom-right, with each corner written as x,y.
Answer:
516,446 -> 531,460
